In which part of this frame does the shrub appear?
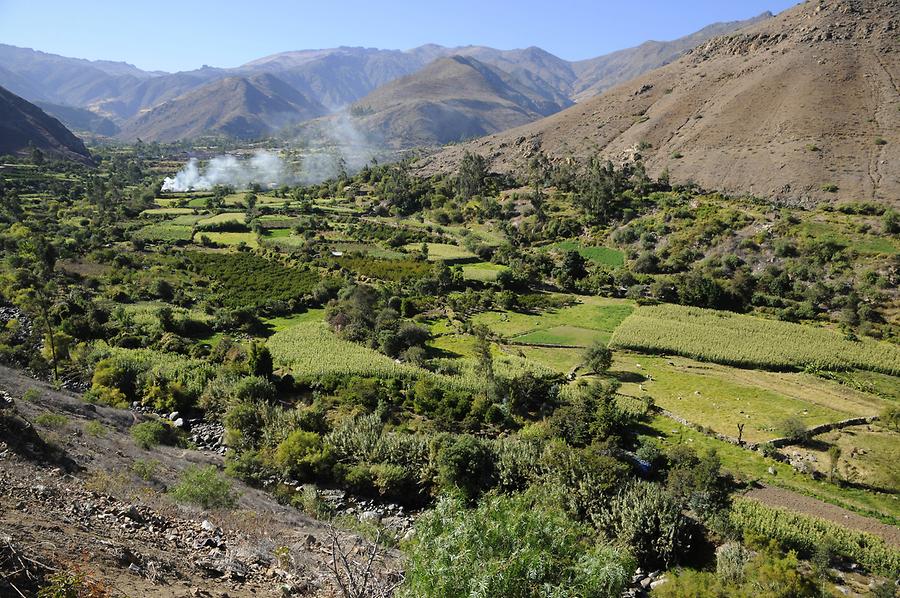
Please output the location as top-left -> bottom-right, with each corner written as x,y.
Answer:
130,420 -> 183,450
34,413 -> 68,429
401,490 -> 635,598
83,420 -> 107,438
169,465 -> 237,509
716,541 -> 752,584
777,417 -> 808,443
594,481 -> 690,568
132,459 -> 159,481
434,434 -> 494,501
273,430 -> 330,481
22,388 -> 40,402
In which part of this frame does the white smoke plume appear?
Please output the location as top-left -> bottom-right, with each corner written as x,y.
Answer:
162,150 -> 295,192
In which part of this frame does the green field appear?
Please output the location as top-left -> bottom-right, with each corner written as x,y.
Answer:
646,416 -> 900,525
132,222 -> 194,243
263,309 -> 326,333
502,345 -> 585,375
404,242 -> 477,262
197,212 -> 246,226
460,262 -> 509,281
611,304 -> 900,375
197,232 -> 258,247
545,241 -> 625,267
614,353 -> 884,443
474,296 -> 634,346
141,207 -> 195,216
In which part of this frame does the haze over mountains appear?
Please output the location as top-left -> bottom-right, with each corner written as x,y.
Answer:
0,11 -> 770,144
423,0 -> 900,206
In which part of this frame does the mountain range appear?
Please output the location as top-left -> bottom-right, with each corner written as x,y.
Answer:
0,11 -> 771,144
421,0 -> 900,206
0,85 -> 93,163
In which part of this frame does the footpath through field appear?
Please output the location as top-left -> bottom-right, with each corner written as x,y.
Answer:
743,484 -> 900,547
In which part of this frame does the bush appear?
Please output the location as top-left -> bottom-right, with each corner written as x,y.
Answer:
132,459 -> 159,481
169,465 -> 237,509
273,430 -> 331,481
777,417 -> 808,443
130,420 -> 183,450
401,490 -> 635,598
34,413 -> 68,429
83,420 -> 107,438
434,434 -> 494,501
594,481 -> 690,568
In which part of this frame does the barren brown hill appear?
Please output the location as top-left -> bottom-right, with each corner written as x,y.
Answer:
119,73 -> 327,142
300,55 -> 570,149
420,0 -> 900,207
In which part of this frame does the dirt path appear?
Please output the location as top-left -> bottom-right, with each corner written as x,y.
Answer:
743,485 -> 900,547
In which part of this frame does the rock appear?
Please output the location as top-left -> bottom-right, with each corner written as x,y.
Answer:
640,577 -> 653,589
169,412 -> 180,421
767,466 -> 777,475
173,418 -> 185,428
649,570 -> 661,579
650,578 -> 668,590
360,510 -> 381,524
201,519 -> 219,534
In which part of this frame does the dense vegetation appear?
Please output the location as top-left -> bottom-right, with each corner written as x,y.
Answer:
1,143 -> 897,595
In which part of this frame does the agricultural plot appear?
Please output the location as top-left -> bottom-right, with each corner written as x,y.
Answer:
263,309 -> 325,333
404,242 -> 477,263
613,354 -> 884,444
197,212 -> 246,226
611,304 -> 900,375
473,296 -> 634,347
501,345 -> 585,375
788,426 -> 900,493
196,232 -> 258,247
544,241 -> 625,267
190,251 -> 321,308
132,222 -> 194,243
328,242 -> 406,260
333,256 -> 431,281
141,207 -> 195,216
646,417 -> 900,525
460,262 -> 509,281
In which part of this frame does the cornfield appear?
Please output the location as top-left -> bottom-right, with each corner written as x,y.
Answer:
610,304 -> 900,375
730,498 -> 900,576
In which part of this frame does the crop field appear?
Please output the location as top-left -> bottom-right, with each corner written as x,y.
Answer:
404,242 -> 477,262
197,212 -> 246,226
460,262 -> 509,281
263,309 -> 325,333
132,222 -> 194,243
473,296 -> 634,346
329,242 -> 406,259
544,241 -> 625,267
501,345 -> 585,375
610,304 -> 900,375
646,416 -> 900,525
796,218 -> 899,256
141,207 -> 195,216
333,256 -> 432,281
613,353 -> 884,443
190,251 -> 321,308
196,232 -> 258,247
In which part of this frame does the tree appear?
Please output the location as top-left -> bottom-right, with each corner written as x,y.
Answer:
248,340 -> 273,378
457,151 -> 487,199
827,444 -> 842,483
9,227 -> 61,381
583,342 -> 612,375
472,325 -> 494,383
528,153 -> 550,221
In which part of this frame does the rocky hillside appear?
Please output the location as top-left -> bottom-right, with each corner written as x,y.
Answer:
0,85 -> 93,163
420,0 -> 900,207
119,74 -> 327,142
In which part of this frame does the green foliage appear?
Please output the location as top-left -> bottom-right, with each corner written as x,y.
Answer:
190,251 -> 321,309
594,481 -> 690,568
34,413 -> 68,428
611,304 -> 900,375
83,420 -> 106,438
333,256 -> 431,281
583,341 -> 612,374
730,498 -> 900,576
273,430 -> 331,480
434,434 -> 494,501
132,459 -> 159,481
401,490 -> 635,598
130,420 -> 183,450
169,465 -> 237,509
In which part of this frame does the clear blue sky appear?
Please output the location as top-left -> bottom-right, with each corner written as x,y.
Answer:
0,0 -> 800,73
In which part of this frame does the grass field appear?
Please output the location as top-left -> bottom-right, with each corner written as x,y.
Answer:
611,304 -> 900,375
141,207 -> 195,216
501,345 -> 585,375
132,223 -> 194,243
614,353 -> 885,443
197,232 -> 258,248
404,242 -> 477,262
262,309 -> 325,334
197,212 -> 246,226
792,425 -> 900,493
544,241 -> 625,267
460,262 -> 509,281
474,296 -> 634,347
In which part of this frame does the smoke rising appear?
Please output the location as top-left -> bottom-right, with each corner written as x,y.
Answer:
161,150 -> 296,192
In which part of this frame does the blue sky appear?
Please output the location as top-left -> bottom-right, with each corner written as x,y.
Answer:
0,0 -> 799,73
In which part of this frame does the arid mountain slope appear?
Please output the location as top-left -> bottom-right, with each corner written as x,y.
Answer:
0,85 -> 93,163
119,74 -> 327,142
420,0 -> 900,207
336,55 -> 569,148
